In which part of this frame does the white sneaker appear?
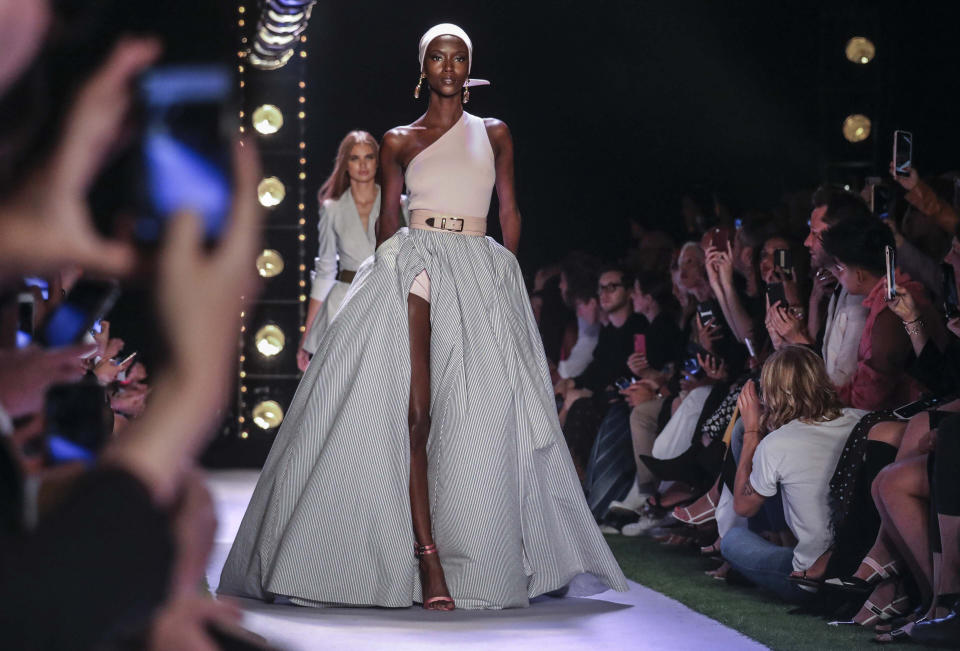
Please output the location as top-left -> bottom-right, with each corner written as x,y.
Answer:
621,513 -> 671,537
599,523 -> 621,535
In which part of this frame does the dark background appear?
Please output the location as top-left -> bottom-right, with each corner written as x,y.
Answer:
4,0 -> 958,271
301,0 -> 960,270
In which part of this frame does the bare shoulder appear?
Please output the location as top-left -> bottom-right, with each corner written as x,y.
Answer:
483,117 -> 512,141
382,127 -> 412,151
482,117 -> 512,155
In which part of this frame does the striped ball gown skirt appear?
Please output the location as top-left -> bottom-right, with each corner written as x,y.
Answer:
217,226 -> 628,609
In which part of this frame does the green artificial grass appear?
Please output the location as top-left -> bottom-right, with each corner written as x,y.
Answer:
607,535 -> 920,650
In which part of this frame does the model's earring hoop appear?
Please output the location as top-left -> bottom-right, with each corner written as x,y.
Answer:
463,79 -> 470,105
414,73 -> 426,99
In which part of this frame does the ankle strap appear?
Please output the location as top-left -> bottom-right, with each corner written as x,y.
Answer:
415,543 -> 437,557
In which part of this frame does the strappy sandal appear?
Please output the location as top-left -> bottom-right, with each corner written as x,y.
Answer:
824,555 -> 900,595
829,594 -> 912,628
787,570 -> 823,594
699,539 -> 722,557
415,543 -> 455,611
673,492 -> 717,526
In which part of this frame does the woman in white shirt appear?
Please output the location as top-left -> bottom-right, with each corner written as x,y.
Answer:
725,345 -> 865,603
297,131 -> 408,370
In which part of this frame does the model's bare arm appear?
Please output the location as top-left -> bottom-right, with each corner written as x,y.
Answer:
486,118 -> 521,255
376,129 -> 407,248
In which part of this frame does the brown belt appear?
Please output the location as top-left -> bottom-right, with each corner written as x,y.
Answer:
409,210 -> 487,237
337,269 -> 356,284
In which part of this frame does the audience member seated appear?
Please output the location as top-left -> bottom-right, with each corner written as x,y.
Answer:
723,346 -> 865,604
557,277 -> 603,381
821,217 -> 946,411
804,189 -> 870,389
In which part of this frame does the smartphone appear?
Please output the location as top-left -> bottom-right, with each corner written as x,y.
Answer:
36,279 -> 120,348
773,248 -> 794,281
892,396 -> 947,421
894,130 -> 913,178
696,301 -> 717,326
634,334 -> 647,356
942,262 -> 960,319
17,292 -> 36,341
682,356 -> 702,378
744,336 -> 757,358
707,226 -> 730,251
766,282 -> 787,307
45,380 -> 112,464
135,64 -> 235,244
866,177 -> 890,220
884,245 -> 897,301
614,376 -> 635,391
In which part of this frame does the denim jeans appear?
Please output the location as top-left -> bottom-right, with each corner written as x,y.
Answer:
721,526 -> 812,604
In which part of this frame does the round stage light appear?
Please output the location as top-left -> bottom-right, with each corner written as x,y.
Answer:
256,249 -> 284,278
257,177 -> 286,207
252,400 -> 284,429
845,37 -> 876,65
255,324 -> 285,357
252,104 -> 284,135
842,114 -> 872,143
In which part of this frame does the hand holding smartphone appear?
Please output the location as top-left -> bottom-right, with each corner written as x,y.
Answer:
773,249 -> 794,281
885,245 -> 897,301
942,262 -> 960,319
36,279 -> 120,348
136,64 -> 235,245
894,130 -> 913,178
766,282 -> 787,308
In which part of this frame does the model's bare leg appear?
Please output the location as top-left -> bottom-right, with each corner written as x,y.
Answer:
407,291 -> 453,611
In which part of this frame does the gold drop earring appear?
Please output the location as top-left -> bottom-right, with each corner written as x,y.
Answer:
414,73 -> 425,99
463,78 -> 470,105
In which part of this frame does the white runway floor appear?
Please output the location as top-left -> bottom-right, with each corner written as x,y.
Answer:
207,470 -> 767,651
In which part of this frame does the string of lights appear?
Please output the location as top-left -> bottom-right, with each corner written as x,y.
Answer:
249,0 -> 317,71
224,0 -> 314,459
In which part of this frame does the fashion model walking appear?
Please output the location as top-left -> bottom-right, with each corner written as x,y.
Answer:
219,23 -> 627,610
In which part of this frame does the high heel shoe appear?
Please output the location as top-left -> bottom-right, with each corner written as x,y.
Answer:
673,492 -> 717,526
415,543 -> 455,611
824,556 -> 900,595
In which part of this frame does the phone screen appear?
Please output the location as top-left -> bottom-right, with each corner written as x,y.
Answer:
893,396 -> 945,421
37,279 -> 120,348
870,184 -> 890,220
136,65 -> 234,244
894,130 -> 913,177
17,293 -> 36,345
943,262 -> 960,318
885,246 -> 897,301
634,334 -> 647,356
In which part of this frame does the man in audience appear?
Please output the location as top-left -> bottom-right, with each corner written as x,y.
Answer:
803,189 -> 872,390
558,282 -> 603,380
570,267 -> 646,395
822,217 -> 946,410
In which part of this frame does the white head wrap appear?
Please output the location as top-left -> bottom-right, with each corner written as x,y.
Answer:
418,23 -> 490,87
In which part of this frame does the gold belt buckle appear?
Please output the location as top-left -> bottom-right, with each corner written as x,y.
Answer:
440,217 -> 464,232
